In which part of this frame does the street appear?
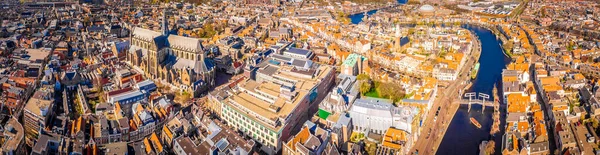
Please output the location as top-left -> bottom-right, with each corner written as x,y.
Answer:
410,33 -> 481,155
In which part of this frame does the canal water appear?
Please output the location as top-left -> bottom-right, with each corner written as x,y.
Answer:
347,2 -> 509,154
349,0 -> 407,24
436,25 -> 511,155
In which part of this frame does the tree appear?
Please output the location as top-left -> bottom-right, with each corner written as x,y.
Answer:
365,141 -> 377,155
89,100 -> 98,113
98,89 -> 106,103
74,97 -> 84,116
357,74 -> 370,81
359,81 -> 372,95
591,118 -> 599,128
485,140 -> 495,155
198,23 -> 217,38
175,91 -> 193,104
377,83 -> 394,99
377,82 -> 405,102
569,103 -> 575,113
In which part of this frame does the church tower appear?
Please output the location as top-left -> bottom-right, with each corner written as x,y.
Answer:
162,9 -> 169,36
394,24 -> 402,51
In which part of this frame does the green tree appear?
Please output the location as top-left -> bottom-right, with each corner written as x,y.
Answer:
98,89 -> 106,103
89,100 -> 98,113
357,74 -> 370,81
74,97 -> 84,116
377,82 -> 405,102
365,141 -> 377,155
359,81 -> 372,95
199,23 -> 217,38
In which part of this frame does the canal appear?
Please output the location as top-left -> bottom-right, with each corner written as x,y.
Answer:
349,0 -> 407,24
348,2 -> 509,154
437,25 -> 511,155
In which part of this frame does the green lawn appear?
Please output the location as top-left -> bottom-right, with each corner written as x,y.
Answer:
364,89 -> 380,98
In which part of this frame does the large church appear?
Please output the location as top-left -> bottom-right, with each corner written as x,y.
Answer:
127,10 -> 215,95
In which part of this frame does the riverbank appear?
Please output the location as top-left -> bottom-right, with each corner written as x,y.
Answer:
344,7 -> 508,154
438,24 -> 511,155
410,25 -> 483,155
429,28 -> 483,154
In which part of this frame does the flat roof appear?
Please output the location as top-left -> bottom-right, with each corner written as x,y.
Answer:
25,98 -> 52,117
109,90 -> 144,103
103,142 -> 129,155
285,48 -> 312,56
24,48 -> 50,61
224,63 -> 332,131
2,117 -> 24,152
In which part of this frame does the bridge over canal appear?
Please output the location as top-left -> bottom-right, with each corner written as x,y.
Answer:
458,92 -> 496,113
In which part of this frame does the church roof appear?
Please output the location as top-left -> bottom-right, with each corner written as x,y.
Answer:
171,57 -> 195,70
132,27 -> 161,41
132,27 -> 204,52
169,56 -> 214,74
129,45 -> 148,57
168,35 -> 203,52
153,35 -> 169,50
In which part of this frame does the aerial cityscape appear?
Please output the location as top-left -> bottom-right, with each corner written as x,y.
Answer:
0,0 -> 598,154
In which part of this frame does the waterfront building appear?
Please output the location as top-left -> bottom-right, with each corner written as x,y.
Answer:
127,9 -> 215,96
213,54 -> 335,154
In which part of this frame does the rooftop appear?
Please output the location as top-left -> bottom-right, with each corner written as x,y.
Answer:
2,117 -> 24,152
342,53 -> 367,67
382,127 -> 407,150
224,61 -> 333,131
25,97 -> 53,117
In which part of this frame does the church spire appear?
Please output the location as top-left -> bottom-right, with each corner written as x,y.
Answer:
162,8 -> 169,36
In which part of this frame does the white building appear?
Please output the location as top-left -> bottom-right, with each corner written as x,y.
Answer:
348,98 -> 418,135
